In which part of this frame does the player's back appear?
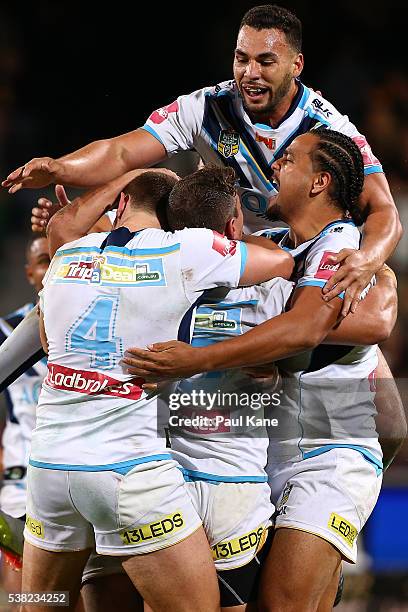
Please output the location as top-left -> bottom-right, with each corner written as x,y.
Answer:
33,225 -> 245,469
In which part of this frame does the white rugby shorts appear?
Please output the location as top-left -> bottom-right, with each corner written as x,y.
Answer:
268,448 -> 382,563
186,480 -> 273,570
24,459 -> 202,555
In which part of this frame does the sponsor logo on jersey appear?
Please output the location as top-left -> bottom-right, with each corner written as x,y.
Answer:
45,363 -> 144,401
195,311 -> 237,330
329,226 -> 343,233
119,512 -> 184,545
212,232 -> 237,257
311,98 -> 333,118
212,524 -> 268,560
314,251 -> 340,280
328,512 -> 358,547
55,257 -> 161,285
149,100 -> 179,125
25,515 -> 44,539
255,133 -> 276,150
218,129 -> 240,158
352,136 -> 381,168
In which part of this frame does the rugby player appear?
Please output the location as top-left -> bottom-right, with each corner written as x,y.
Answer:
22,167 -> 293,612
121,129 -> 397,610
1,6 -> 404,469
161,160 -> 397,611
0,236 -> 49,599
3,5 -> 401,313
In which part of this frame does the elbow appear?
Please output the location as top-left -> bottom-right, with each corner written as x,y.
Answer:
293,329 -> 327,352
278,252 -> 295,280
375,313 -> 397,344
396,216 -> 403,242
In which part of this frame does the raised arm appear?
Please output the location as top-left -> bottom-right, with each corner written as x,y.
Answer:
323,173 -> 402,314
2,129 -> 166,193
47,169 -> 142,257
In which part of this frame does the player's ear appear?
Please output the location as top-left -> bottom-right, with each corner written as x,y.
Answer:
114,193 -> 129,227
225,217 -> 238,240
293,52 -> 304,78
311,171 -> 331,196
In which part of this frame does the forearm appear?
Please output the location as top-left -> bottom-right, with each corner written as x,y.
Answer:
324,271 -> 397,345
47,170 -> 140,253
57,139 -> 133,188
360,208 -> 401,270
359,172 -> 402,269
56,129 -> 167,188
198,307 -> 335,372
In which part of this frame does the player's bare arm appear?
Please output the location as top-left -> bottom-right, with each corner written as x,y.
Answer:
2,129 -> 166,193
324,264 -> 398,346
323,172 -> 402,315
47,169 -> 171,257
241,242 -> 294,284
122,285 -> 342,381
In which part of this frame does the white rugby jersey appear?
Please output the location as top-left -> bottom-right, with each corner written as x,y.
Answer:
0,304 -> 47,476
259,220 -> 382,471
170,277 -> 294,482
142,80 -> 382,232
31,226 -> 247,470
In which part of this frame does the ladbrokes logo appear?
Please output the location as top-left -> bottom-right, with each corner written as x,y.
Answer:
45,363 -> 143,400
120,512 -> 184,545
314,251 -> 340,280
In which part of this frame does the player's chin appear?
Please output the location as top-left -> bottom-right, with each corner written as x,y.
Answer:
241,92 -> 270,114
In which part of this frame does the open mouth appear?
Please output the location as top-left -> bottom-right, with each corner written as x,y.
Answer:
242,84 -> 269,100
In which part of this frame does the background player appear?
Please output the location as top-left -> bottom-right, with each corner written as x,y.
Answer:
0,236 -> 49,602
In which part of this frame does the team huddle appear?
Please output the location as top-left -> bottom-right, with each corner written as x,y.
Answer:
0,5 -> 404,612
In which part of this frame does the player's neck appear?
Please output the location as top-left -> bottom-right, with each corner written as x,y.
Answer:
288,209 -> 346,247
115,211 -> 162,232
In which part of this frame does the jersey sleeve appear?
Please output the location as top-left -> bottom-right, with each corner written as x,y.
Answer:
296,225 -> 360,299
141,87 -> 207,155
306,92 -> 383,176
178,229 -> 247,302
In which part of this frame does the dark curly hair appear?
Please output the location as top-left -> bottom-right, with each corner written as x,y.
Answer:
311,127 -> 365,225
240,5 -> 302,53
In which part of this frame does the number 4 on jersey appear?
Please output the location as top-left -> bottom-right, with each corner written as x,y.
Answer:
66,297 -> 123,369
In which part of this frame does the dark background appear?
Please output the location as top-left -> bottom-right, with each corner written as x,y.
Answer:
0,2 -> 407,609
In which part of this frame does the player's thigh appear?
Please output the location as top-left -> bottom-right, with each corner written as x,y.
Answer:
21,541 -> 91,612
123,525 -> 220,612
81,573 -> 142,612
258,528 -> 341,612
